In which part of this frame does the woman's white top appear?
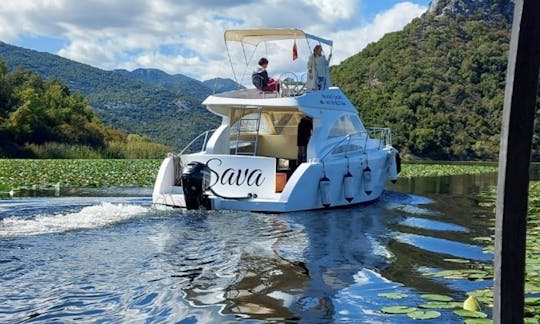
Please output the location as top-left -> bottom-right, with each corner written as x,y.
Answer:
306,54 -> 331,90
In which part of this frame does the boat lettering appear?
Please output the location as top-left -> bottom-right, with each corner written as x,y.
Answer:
320,94 -> 346,106
221,168 -> 265,186
206,158 -> 266,187
205,158 -> 221,187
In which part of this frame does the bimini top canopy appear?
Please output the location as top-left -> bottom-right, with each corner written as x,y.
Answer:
224,28 -> 333,47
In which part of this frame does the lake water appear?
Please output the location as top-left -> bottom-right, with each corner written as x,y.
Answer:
0,172 -> 501,323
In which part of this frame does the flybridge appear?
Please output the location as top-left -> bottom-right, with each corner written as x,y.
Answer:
223,28 -> 334,87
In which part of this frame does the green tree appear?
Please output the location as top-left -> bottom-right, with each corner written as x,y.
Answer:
0,59 -> 168,158
330,1 -> 529,161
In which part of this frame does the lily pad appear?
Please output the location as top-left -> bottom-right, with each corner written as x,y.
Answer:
421,294 -> 454,302
378,292 -> 408,299
444,258 -> 470,263
524,305 -> 537,317
468,272 -> 491,280
464,319 -> 493,324
525,297 -> 540,305
472,236 -> 492,243
418,301 -> 458,309
381,306 -> 417,314
454,309 -> 488,318
467,289 -> 493,298
407,310 -> 441,320
475,296 -> 493,305
429,270 -> 468,278
525,282 -> 540,294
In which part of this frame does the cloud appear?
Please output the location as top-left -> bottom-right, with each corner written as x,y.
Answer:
0,1 -> 428,81
307,0 -> 358,22
330,2 -> 428,64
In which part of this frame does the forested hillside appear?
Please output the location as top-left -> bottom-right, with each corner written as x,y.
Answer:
114,69 -> 244,102
114,68 -> 212,101
331,0 -> 539,161
0,61 -> 169,158
0,42 -> 220,150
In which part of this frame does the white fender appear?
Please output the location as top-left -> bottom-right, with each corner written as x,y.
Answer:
363,165 -> 373,195
343,171 -> 354,203
319,176 -> 331,208
386,148 -> 399,183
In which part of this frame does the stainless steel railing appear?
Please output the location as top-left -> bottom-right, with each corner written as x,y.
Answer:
319,128 -> 392,162
179,128 -> 217,154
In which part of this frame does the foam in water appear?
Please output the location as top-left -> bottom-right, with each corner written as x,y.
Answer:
0,202 -> 148,237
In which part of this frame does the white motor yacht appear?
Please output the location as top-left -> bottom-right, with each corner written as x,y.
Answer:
153,28 -> 400,212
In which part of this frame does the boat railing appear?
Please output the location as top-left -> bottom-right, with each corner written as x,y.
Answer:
279,72 -> 307,97
318,128 -> 392,162
212,73 -> 307,99
367,127 -> 392,148
179,128 -> 217,154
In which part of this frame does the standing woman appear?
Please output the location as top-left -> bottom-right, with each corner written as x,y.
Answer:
306,45 -> 331,91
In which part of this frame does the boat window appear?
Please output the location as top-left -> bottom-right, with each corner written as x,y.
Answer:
230,112 -> 272,134
269,112 -> 302,135
328,115 -> 364,138
332,144 -> 363,154
229,109 -> 303,136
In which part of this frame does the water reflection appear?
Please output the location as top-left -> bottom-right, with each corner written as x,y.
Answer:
150,183 -> 495,322
388,172 -> 498,196
388,163 -> 539,197
399,217 -> 469,232
394,233 -> 491,261
152,211 -> 311,321
0,170 -> 507,322
149,203 -> 401,321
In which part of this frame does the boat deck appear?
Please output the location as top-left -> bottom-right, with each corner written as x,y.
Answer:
213,87 -> 306,99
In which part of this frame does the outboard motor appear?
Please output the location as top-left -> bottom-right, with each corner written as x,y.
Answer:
181,161 -> 211,210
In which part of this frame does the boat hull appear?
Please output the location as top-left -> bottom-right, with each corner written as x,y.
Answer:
152,147 -> 397,212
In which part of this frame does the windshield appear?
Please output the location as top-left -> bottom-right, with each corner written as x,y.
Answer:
328,114 -> 366,138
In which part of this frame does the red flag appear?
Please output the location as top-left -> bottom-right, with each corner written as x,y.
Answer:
292,41 -> 298,60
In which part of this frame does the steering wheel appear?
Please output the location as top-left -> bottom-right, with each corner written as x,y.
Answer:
279,72 -> 302,96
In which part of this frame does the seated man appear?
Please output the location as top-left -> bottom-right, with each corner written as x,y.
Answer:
252,57 -> 279,92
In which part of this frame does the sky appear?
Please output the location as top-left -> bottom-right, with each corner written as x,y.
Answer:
0,0 -> 431,83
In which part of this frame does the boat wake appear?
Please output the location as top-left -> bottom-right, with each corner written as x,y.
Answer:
0,202 -> 149,237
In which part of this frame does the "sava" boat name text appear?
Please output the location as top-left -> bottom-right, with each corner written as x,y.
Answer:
206,158 -> 266,187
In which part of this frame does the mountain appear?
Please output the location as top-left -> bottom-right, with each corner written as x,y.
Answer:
203,78 -> 244,93
331,0 -> 539,161
115,69 -> 245,100
114,68 -> 212,101
0,43 -> 222,149
428,0 -> 513,21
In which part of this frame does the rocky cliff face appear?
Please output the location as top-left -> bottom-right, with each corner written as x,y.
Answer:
428,0 -> 514,23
